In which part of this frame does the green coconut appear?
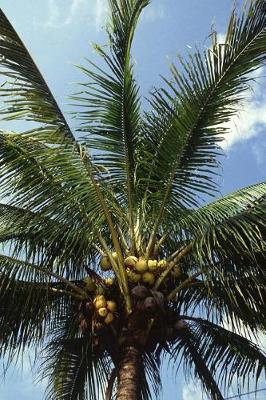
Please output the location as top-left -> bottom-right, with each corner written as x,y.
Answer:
100,256 -> 112,271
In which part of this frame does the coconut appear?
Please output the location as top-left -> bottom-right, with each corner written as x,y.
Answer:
100,256 -> 112,271
158,259 -> 168,269
148,259 -> 158,272
104,278 -> 114,287
83,276 -> 96,292
94,295 -> 107,310
151,290 -> 165,309
106,300 -> 117,313
95,286 -> 105,296
94,321 -> 104,331
143,296 -> 157,313
125,256 -> 138,268
131,285 -> 149,299
135,258 -> 148,273
104,312 -> 114,324
127,269 -> 142,283
142,271 -> 155,285
98,307 -> 108,318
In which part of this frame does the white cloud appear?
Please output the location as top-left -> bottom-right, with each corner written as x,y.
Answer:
94,0 -> 108,29
252,139 -> 266,165
219,65 -> 266,151
207,34 -> 266,152
42,0 -> 108,30
43,0 -> 60,29
182,382 -> 204,400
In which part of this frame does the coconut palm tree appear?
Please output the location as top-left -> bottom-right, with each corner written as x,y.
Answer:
0,0 -> 265,399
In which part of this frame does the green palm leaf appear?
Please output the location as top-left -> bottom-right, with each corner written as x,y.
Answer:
0,9 -> 74,142
73,0 -> 149,252
140,0 -> 266,244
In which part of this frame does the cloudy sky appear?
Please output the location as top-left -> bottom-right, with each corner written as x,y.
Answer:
0,0 -> 265,399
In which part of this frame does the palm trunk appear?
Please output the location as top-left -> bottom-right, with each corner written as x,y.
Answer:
116,346 -> 141,400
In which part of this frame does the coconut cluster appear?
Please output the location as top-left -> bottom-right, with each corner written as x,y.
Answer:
99,253 -> 179,287
76,276 -> 118,333
125,256 -> 168,286
93,294 -> 117,325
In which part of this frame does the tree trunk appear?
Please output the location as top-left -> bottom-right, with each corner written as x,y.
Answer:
116,346 -> 141,400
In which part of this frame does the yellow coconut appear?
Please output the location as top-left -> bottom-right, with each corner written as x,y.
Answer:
142,271 -> 155,286
104,278 -> 114,287
124,256 -> 138,268
148,259 -> 158,272
104,312 -> 114,325
106,300 -> 117,312
135,258 -> 148,273
93,295 -> 105,303
158,259 -> 168,269
94,295 -> 107,310
98,307 -> 108,318
100,256 -> 112,271
127,269 -> 142,283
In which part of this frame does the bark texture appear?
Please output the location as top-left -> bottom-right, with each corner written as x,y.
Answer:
116,346 -> 140,400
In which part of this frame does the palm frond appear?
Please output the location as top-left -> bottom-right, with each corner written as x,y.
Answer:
0,272 -> 70,360
170,326 -> 224,400
0,9 -> 75,142
172,317 -> 266,395
0,202 -> 98,273
0,10 -> 128,275
140,0 -> 266,234
173,261 -> 266,333
177,182 -> 266,238
73,0 -> 149,251
40,313 -> 111,400
190,195 -> 265,266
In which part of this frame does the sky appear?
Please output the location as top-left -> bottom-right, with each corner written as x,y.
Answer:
0,0 -> 265,399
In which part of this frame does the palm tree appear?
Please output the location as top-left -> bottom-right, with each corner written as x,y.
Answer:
0,0 -> 265,399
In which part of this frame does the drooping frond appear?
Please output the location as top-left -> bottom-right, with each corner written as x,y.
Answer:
170,326 -> 224,400
177,182 -> 266,238
0,9 -> 75,143
171,318 -> 266,399
140,352 -> 162,400
140,0 -> 266,233
0,264 -> 71,360
175,260 -> 266,335
42,338 -> 110,400
190,193 -> 265,266
0,10 -> 128,274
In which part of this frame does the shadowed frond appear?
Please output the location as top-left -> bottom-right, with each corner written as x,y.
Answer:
174,259 -> 266,333
0,271 -> 72,360
171,318 -> 266,399
42,338 -> 110,400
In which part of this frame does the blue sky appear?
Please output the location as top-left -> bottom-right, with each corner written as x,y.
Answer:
0,0 -> 265,399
